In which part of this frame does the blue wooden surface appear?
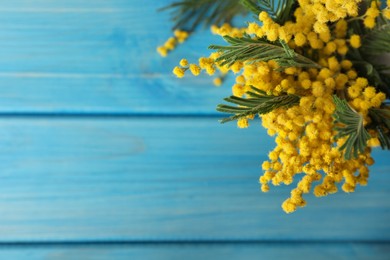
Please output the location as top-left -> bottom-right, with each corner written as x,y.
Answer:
0,243 -> 389,260
0,0 -> 388,259
0,0 -> 230,115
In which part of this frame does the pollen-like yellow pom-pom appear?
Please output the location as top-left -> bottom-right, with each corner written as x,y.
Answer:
261,184 -> 270,192
173,66 -> 185,78
258,11 -> 269,21
164,37 -> 176,50
268,151 -> 279,162
301,79 -> 311,89
237,118 -> 249,128
328,56 -> 340,71
174,30 -> 189,43
213,77 -> 222,87
347,70 -> 357,79
366,7 -> 380,18
232,84 -> 245,97
282,199 -> 297,214
266,24 -> 279,41
189,64 -> 201,76
294,32 -> 306,46
312,82 -> 324,97
179,59 -> 188,67
384,9 -> 390,19
313,21 -> 328,33
349,34 -> 361,48
157,46 -> 168,57
341,60 -> 352,70
364,17 -> 376,29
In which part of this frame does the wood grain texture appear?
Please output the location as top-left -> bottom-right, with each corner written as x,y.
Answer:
0,0 -> 389,258
0,0 -> 234,114
0,117 -> 388,241
0,242 -> 389,260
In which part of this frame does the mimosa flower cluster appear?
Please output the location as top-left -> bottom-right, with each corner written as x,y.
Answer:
157,30 -> 189,57
162,0 -> 390,213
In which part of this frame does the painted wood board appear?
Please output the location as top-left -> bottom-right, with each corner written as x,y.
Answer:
0,0 -> 234,114
0,0 -> 389,258
0,242 -> 388,260
0,117 -> 388,241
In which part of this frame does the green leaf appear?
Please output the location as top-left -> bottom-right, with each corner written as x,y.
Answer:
160,0 -> 247,31
239,0 -> 262,14
209,35 -> 321,69
332,96 -> 371,160
368,107 -> 390,149
217,86 -> 300,123
348,16 -> 390,97
361,23 -> 390,55
239,0 -> 296,24
351,60 -> 390,97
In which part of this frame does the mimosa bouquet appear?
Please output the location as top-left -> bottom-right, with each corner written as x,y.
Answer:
158,0 -> 390,213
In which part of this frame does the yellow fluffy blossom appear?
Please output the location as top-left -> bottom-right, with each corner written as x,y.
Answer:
189,64 -> 201,76
157,30 -> 190,57
384,9 -> 390,19
157,46 -> 168,57
213,77 -> 223,87
174,30 -> 189,43
237,118 -> 249,128
179,59 -> 189,67
364,17 -> 376,29
173,66 -> 185,78
170,0 -> 388,213
294,32 -> 307,46
349,34 -> 361,48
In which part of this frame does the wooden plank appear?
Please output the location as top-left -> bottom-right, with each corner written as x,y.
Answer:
0,242 -> 389,260
0,0 -> 232,114
0,117 -> 388,241
0,77 -> 231,115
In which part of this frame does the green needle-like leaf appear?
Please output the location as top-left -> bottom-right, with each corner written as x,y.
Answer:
332,96 -> 371,160
361,23 -> 390,56
240,0 -> 296,24
240,0 -> 263,14
368,107 -> 390,149
355,21 -> 390,97
217,87 -> 300,123
209,36 -> 321,69
160,0 -> 247,31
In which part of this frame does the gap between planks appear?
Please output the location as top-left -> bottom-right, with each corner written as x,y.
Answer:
0,112 -> 222,118
0,239 -> 388,247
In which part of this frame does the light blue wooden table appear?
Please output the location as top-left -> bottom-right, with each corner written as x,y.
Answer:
0,1 -> 388,259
